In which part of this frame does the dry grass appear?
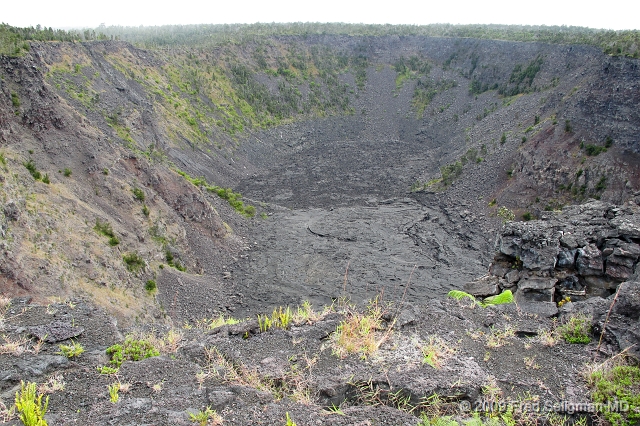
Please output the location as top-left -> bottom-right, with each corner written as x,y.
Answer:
482,376 -> 503,401
203,346 -> 316,403
292,300 -> 324,325
421,336 -> 456,369
536,327 -> 558,346
331,300 -> 393,359
196,315 -> 241,330
523,356 -> 541,370
38,374 -> 66,394
0,335 -> 29,356
486,325 -> 515,349
118,382 -> 132,393
0,399 -> 15,423
131,328 -> 182,354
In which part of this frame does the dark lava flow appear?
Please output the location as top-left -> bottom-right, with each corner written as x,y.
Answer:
233,134 -> 494,315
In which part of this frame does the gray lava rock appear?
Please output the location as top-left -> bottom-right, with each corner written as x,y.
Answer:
15,355 -> 68,376
518,277 -> 557,291
560,233 -> 579,249
613,281 -> 640,320
28,321 -> 84,343
514,298 -> 558,317
3,200 -> 20,221
489,262 -> 510,278
610,213 -> 640,238
515,277 -> 556,304
576,244 -> 604,276
557,249 -> 577,269
505,269 -> 521,285
557,275 -> 585,295
463,275 -> 501,297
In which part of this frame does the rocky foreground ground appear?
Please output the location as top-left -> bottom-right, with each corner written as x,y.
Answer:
0,201 -> 638,426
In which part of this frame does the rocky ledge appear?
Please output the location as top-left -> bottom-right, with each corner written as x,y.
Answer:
466,200 -> 639,312
465,199 -> 640,359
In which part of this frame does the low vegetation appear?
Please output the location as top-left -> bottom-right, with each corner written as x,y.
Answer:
15,381 -> 49,426
175,169 -> 256,217
331,299 -> 391,359
447,289 -> 514,308
165,249 -> 186,272
58,341 -> 84,358
189,406 -> 223,425
557,315 -> 592,344
144,279 -> 157,292
108,382 -> 120,403
122,252 -> 145,272
101,336 -> 160,373
94,219 -> 120,246
587,359 -> 640,426
422,336 -> 455,369
23,159 -> 42,181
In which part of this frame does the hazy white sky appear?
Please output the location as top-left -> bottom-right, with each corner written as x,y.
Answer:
3,0 -> 639,31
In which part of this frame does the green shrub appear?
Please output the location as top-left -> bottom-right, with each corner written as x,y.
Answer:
145,280 -> 157,292
440,161 -> 463,186
584,144 -> 607,156
41,174 -> 50,184
11,92 -> 20,108
106,337 -> 160,368
142,204 -> 150,217
122,252 -> 145,272
63,168 -> 72,177
500,132 -> 507,144
605,136 -> 614,148
558,315 -> 591,344
522,212 -> 534,221
595,176 -> 607,191
23,159 -> 41,180
244,205 -> 256,217
448,289 -> 514,308
165,250 -> 186,272
189,406 -> 222,425
97,366 -> 119,375
132,187 -> 145,201
95,219 -> 119,246
565,119 -> 572,133
15,381 -> 49,426
59,341 -> 84,358
258,306 -> 293,332
108,382 -> 119,404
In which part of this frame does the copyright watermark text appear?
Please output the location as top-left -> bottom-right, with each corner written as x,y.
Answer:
459,399 -> 629,415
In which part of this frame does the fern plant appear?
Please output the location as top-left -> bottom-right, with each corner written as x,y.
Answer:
447,290 -> 513,308
15,381 -> 49,426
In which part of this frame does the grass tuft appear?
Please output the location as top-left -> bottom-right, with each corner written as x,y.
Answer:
189,406 -> 223,425
58,341 -> 84,358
